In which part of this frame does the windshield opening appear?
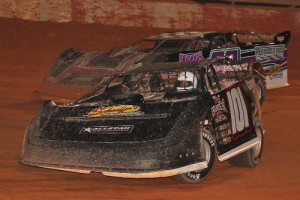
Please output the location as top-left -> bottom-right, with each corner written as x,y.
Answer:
78,69 -> 204,104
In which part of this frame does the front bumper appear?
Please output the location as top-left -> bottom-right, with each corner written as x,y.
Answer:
21,114 -> 207,178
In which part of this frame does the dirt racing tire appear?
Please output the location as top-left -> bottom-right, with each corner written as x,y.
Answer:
176,130 -> 216,183
254,74 -> 266,105
228,124 -> 264,168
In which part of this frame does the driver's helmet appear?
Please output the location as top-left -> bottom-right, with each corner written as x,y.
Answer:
176,71 -> 198,91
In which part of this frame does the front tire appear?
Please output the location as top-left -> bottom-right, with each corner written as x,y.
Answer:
176,130 -> 216,183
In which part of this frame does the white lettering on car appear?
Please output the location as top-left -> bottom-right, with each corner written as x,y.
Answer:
226,87 -> 249,134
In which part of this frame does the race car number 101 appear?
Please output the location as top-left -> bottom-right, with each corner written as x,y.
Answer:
226,87 -> 249,134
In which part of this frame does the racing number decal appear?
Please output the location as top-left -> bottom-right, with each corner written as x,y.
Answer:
226,87 -> 249,134
210,48 -> 241,61
213,85 -> 256,155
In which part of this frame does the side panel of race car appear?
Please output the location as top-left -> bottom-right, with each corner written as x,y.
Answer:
210,82 -> 259,161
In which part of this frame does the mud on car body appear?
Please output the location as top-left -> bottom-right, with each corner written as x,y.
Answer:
36,30 -> 290,103
21,58 -> 265,183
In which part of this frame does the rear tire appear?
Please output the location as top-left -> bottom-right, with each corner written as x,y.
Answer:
228,124 -> 264,168
176,130 -> 216,183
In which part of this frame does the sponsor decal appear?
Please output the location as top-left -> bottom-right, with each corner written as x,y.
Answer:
254,45 -> 285,62
211,94 -> 233,144
220,129 -> 232,140
211,95 -> 230,131
216,123 -> 231,132
215,114 -> 227,124
269,64 -> 282,79
213,63 -> 248,74
179,51 -> 204,62
222,136 -> 232,145
87,105 -> 143,117
80,125 -> 134,134
211,95 -> 228,115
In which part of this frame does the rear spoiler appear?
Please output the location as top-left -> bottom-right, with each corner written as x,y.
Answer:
274,31 -> 291,45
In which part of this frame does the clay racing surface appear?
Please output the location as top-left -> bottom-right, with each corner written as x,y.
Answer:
0,18 -> 299,199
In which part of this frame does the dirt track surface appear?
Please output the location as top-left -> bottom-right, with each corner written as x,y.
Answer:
0,18 -> 299,199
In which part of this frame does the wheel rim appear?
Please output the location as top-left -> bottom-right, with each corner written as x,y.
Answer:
178,132 -> 215,183
203,140 -> 211,164
257,84 -> 262,102
193,139 -> 211,173
252,128 -> 262,159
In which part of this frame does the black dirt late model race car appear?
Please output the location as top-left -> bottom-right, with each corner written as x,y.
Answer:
21,58 -> 265,183
36,30 -> 290,104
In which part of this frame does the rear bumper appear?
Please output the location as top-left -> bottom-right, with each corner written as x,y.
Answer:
21,114 -> 207,178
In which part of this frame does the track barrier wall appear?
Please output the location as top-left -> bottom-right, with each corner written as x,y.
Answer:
0,1 -> 299,42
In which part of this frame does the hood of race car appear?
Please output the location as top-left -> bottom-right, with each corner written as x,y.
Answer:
35,92 -> 213,143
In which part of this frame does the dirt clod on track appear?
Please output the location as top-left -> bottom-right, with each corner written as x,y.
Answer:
0,18 -> 299,200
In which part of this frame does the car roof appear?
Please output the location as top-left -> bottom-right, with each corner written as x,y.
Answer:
145,31 -> 214,40
145,30 -> 261,41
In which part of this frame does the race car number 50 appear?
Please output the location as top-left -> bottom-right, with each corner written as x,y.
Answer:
226,87 -> 249,134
